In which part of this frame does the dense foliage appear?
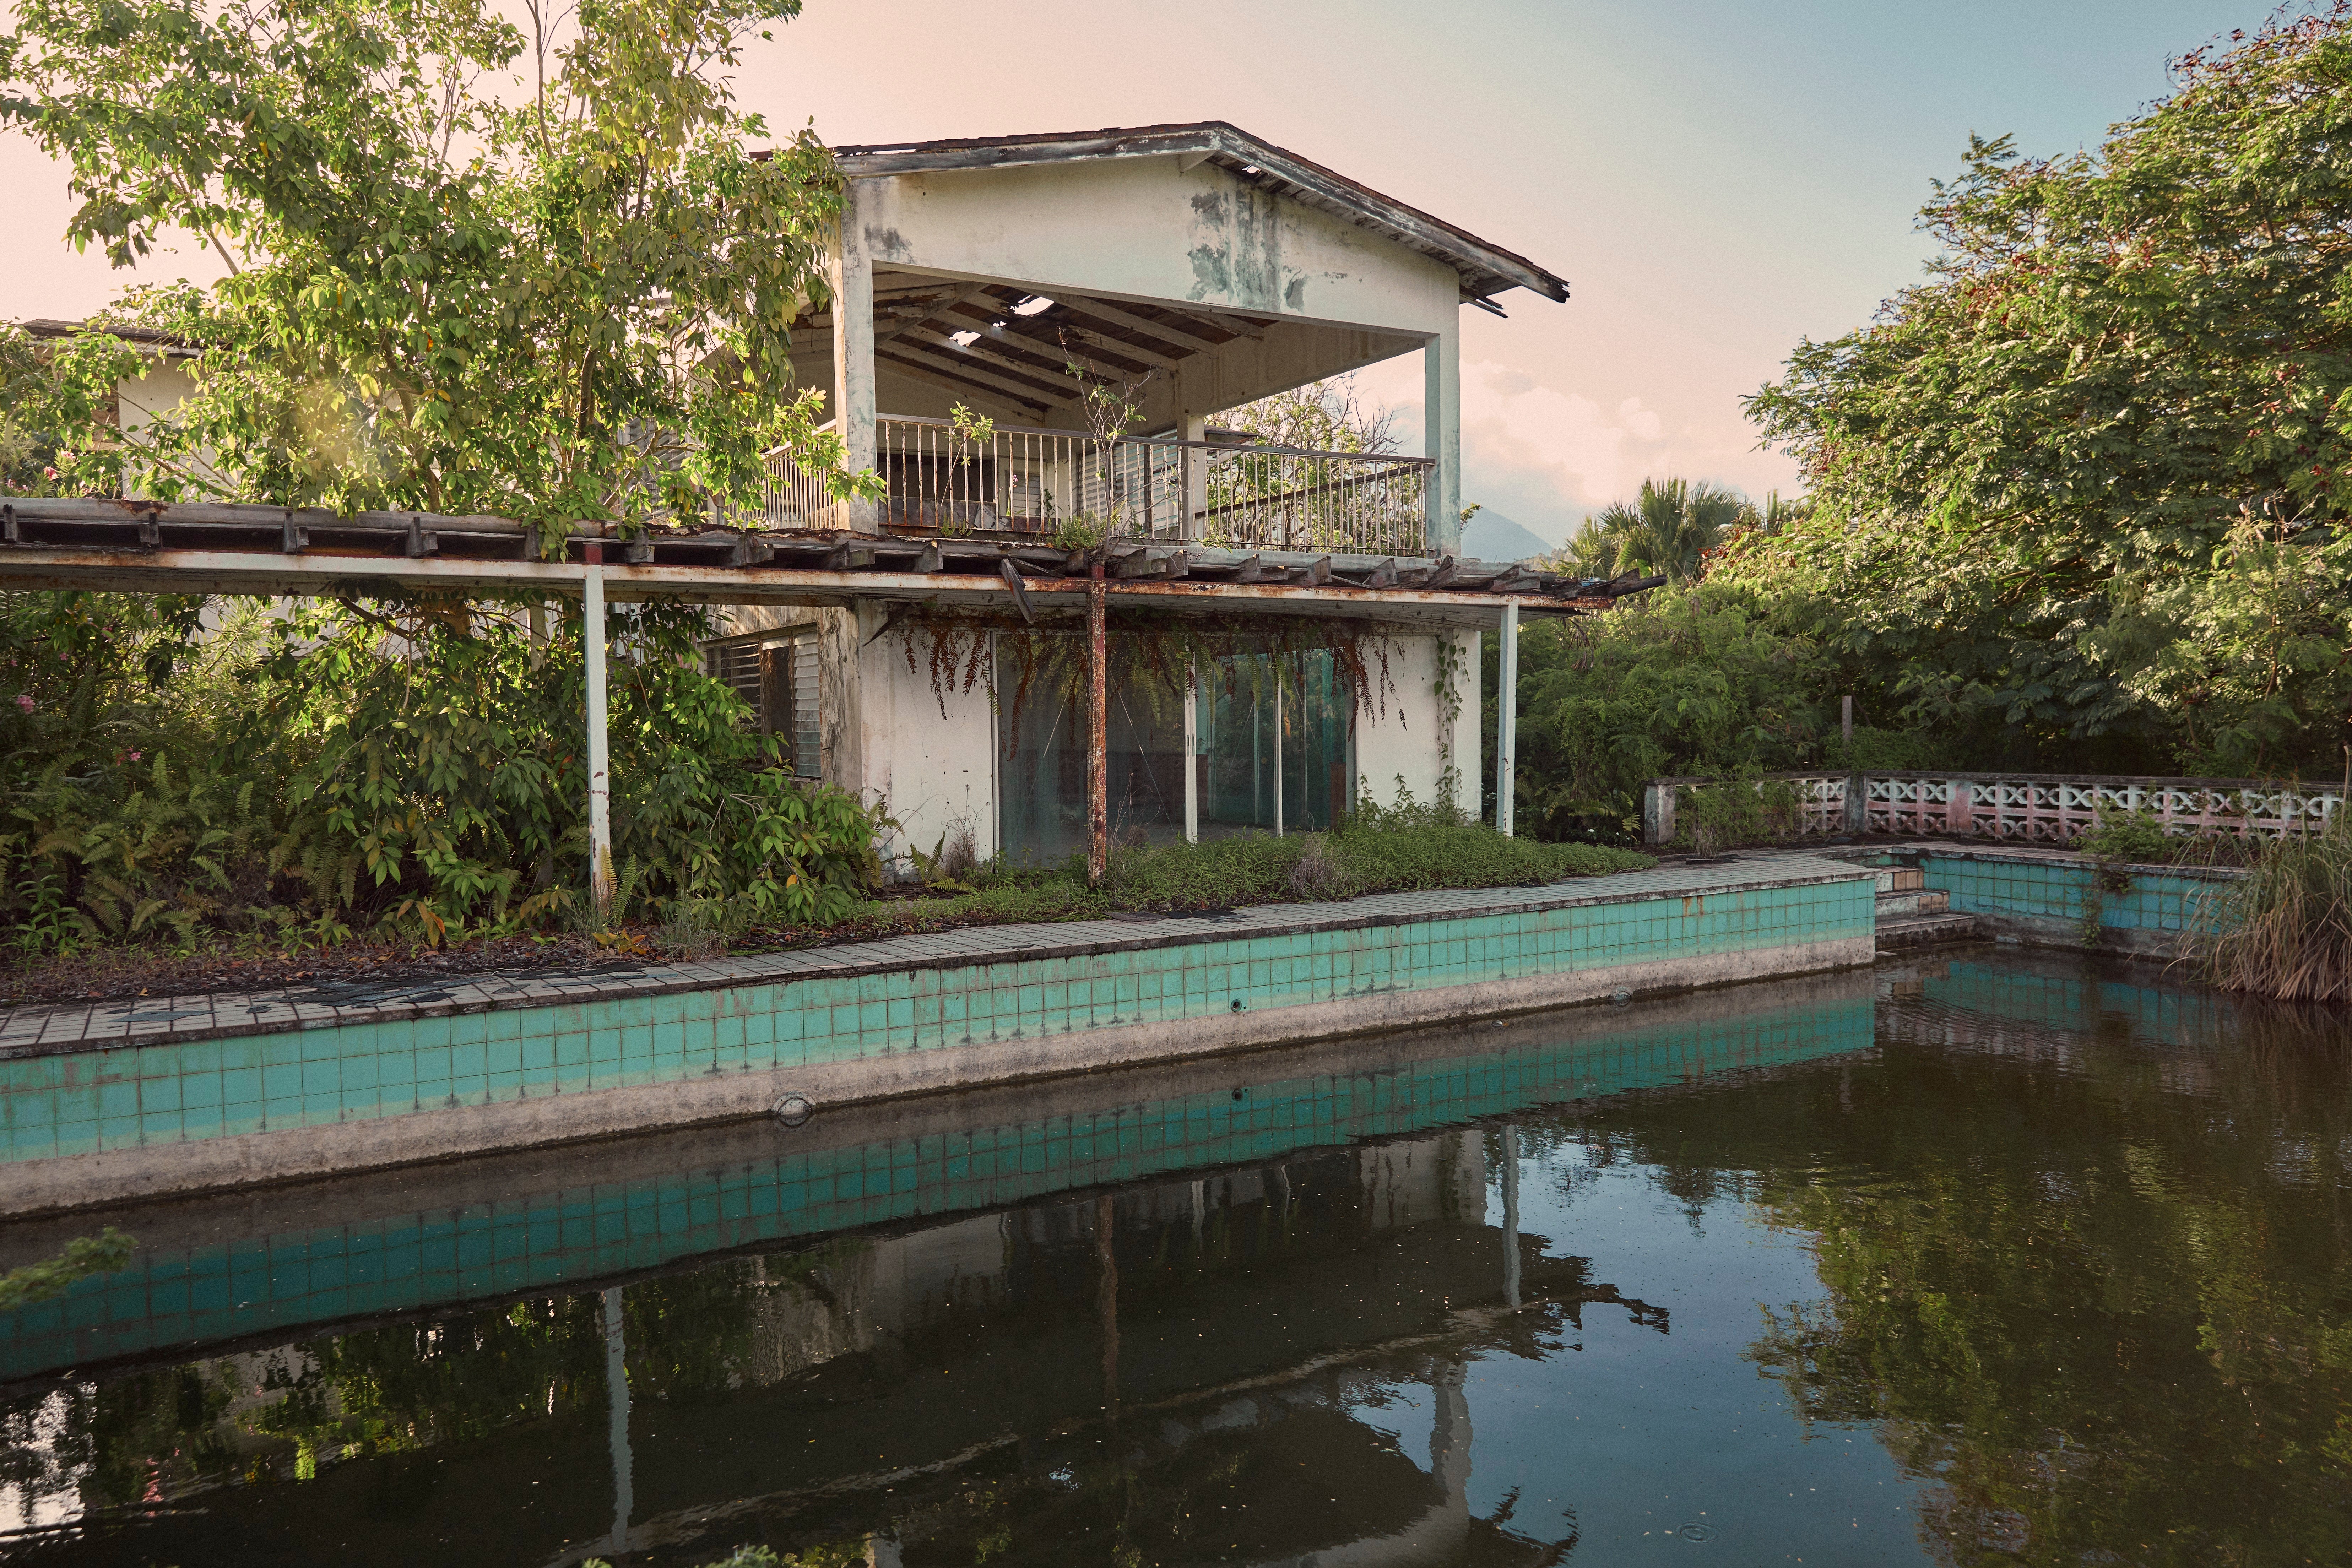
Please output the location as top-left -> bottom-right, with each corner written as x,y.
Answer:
901,799 -> 1652,930
1734,6 -> 2352,777
0,0 -> 902,949
1557,477 -> 1745,583
2198,812 -> 2352,1000
0,590 -> 882,950
1492,581 -> 1872,839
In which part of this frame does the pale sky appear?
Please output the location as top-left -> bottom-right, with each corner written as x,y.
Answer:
1,0 -> 2274,545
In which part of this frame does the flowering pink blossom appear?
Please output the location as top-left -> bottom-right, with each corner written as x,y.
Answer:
13,695 -> 31,713
127,750 -> 142,763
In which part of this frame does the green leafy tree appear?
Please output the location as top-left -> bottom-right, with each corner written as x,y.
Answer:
1735,7 -> 2352,775
1506,581 -> 1835,839
0,0 -> 870,544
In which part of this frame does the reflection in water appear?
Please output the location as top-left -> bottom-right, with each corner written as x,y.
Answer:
1,952 -> 2348,1566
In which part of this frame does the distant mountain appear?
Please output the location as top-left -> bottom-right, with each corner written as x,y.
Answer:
1459,508 -> 1554,565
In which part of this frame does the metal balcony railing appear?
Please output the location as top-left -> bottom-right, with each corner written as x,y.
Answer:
765,415 -> 1435,557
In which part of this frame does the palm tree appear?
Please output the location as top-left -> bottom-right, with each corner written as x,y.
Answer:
1560,477 -> 1747,582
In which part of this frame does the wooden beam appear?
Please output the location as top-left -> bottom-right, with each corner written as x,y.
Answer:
1087,566 -> 1108,885
1047,293 -> 1242,356
873,348 -> 1055,416
874,282 -> 996,351
889,322 -> 1091,400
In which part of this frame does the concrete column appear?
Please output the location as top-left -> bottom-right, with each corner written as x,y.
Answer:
828,183 -> 879,535
1086,568 -> 1108,884
1644,780 -> 1677,846
1181,412 -> 1209,542
584,551 -> 614,919
1430,1360 -> 1471,1507
1495,602 -> 1518,836
1424,326 -> 1462,557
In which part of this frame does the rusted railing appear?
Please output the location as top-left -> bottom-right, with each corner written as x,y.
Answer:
1642,770 -> 2352,848
764,415 -> 1434,555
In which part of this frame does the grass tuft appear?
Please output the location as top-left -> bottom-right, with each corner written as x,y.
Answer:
2197,816 -> 2352,1002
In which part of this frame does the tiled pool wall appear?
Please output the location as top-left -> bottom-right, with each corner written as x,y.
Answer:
0,981 -> 1874,1383
1913,849 -> 2232,954
0,875 -> 1874,1203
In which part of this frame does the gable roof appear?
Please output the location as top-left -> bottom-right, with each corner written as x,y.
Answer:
834,122 -> 1570,311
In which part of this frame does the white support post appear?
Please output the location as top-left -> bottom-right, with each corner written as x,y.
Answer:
1495,601 -> 1518,836
585,553 -> 614,919
1424,326 -> 1462,556
829,183 -> 878,535
1273,674 -> 1285,835
1183,660 -> 1200,843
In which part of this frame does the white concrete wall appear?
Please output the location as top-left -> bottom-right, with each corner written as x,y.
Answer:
1353,628 -> 1484,820
857,157 -> 1459,337
848,605 -> 998,872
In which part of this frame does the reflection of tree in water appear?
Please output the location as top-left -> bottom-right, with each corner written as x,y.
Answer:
1554,972 -> 2352,1567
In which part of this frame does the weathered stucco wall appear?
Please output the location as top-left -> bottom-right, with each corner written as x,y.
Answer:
814,154 -> 1456,439
857,157 -> 1459,335
847,604 -> 998,871
1354,628 -> 1483,820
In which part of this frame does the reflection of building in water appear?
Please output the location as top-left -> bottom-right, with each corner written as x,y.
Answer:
584,1128 -> 1653,1567
1,1129 -> 1662,1567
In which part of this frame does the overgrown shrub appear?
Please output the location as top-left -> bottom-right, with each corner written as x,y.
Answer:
1673,770 -> 1805,853
1507,582 -> 1835,841
0,588 -> 882,953
2198,816 -> 2352,1003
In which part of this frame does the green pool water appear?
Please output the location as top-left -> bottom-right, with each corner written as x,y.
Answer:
1,948 -> 2346,1567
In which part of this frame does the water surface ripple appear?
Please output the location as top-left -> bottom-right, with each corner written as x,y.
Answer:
1,950 -> 2346,1566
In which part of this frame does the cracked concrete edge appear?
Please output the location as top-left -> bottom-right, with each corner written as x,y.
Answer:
0,937 -> 1874,1217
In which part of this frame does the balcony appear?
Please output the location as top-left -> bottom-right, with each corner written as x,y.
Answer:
766,414 -> 1435,559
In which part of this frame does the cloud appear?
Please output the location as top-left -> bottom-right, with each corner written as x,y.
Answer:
1358,357 -> 1677,540
1353,356 -> 1784,547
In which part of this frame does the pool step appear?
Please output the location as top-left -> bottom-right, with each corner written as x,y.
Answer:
1875,888 -> 1950,919
1867,864 -> 1977,948
1876,912 -> 1980,950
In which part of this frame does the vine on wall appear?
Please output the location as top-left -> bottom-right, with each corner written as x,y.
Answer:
1431,628 -> 1466,807
888,605 -> 1403,731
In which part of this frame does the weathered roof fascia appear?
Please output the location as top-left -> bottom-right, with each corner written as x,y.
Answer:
833,122 -> 1570,309
17,318 -> 199,358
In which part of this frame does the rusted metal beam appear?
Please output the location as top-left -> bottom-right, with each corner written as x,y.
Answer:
1087,562 -> 1109,887
0,545 -> 1589,622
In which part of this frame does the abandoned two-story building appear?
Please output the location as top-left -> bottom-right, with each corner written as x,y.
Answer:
699,122 -> 1616,869
8,123 -> 1633,881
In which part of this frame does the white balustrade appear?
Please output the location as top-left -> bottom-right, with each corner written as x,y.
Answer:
1643,770 -> 2348,847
